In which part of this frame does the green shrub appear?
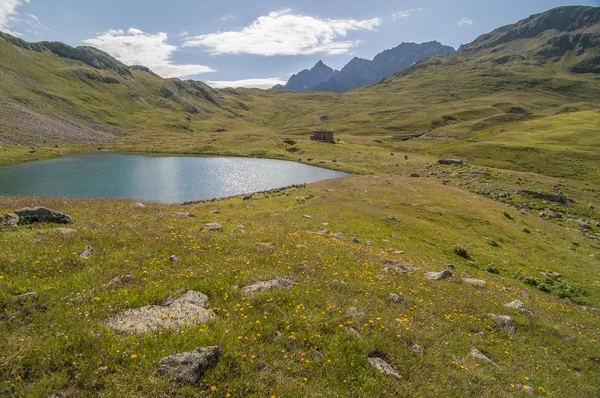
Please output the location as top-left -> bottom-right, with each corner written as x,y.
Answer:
486,264 -> 500,274
453,245 -> 471,259
503,211 -> 514,221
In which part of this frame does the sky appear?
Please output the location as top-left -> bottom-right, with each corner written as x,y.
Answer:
1,0 -> 598,88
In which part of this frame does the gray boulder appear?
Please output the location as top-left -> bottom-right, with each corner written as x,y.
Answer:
157,346 -> 221,386
106,291 -> 216,334
15,207 -> 75,224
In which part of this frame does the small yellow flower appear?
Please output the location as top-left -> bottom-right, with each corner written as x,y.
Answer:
210,385 -> 217,391
130,354 -> 137,359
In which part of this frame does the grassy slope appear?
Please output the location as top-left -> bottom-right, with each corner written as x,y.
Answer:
1,176 -> 599,397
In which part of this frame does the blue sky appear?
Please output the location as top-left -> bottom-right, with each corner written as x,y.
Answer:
1,0 -> 598,88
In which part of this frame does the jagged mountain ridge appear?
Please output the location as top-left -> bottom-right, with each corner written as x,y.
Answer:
274,41 -> 456,93
273,60 -> 338,92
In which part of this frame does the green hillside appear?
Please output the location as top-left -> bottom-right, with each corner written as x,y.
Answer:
1,5 -> 600,398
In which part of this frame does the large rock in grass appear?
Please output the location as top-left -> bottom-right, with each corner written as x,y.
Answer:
425,270 -> 453,281
367,357 -> 402,380
15,207 -> 74,224
157,346 -> 221,386
241,278 -> 296,297
106,291 -> 216,334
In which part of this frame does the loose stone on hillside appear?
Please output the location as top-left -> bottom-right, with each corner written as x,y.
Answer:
15,207 -> 75,224
170,255 -> 180,262
106,291 -> 216,334
425,270 -> 453,281
462,278 -> 486,287
157,346 -> 221,386
1,213 -> 19,228
505,300 -> 537,317
333,232 -> 346,241
241,278 -> 296,297
467,348 -> 499,368
132,202 -> 146,209
345,307 -> 367,322
389,293 -> 404,304
367,357 -> 402,380
257,242 -> 276,249
79,245 -> 94,259
384,260 -> 421,273
204,223 -> 222,231
107,274 -> 134,287
490,314 -> 517,334
411,344 -> 424,356
55,228 -> 77,235
171,212 -> 195,218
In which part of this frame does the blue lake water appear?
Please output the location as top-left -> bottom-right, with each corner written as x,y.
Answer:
0,153 -> 349,203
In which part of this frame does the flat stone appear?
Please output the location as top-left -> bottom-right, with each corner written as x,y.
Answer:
55,228 -> 77,235
241,278 -> 296,297
367,357 -> 402,380
132,202 -> 146,209
15,207 -> 74,224
467,348 -> 499,368
302,215 -> 312,219
171,212 -> 195,218
384,260 -> 421,273
490,314 -> 517,334
106,291 -> 216,334
462,278 -> 486,287
204,223 -> 222,231
170,255 -> 180,263
311,230 -> 329,237
505,300 -> 537,317
257,242 -> 276,249
157,346 -> 221,386
425,270 -> 453,281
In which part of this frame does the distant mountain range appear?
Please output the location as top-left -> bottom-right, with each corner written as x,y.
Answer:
272,41 -> 456,93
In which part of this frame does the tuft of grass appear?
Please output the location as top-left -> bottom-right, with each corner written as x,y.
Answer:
486,264 -> 501,274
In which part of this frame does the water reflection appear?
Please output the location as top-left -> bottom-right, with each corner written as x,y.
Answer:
0,154 -> 349,204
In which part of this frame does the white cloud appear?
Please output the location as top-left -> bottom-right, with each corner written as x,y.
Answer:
0,0 -> 30,36
391,11 -> 410,21
184,10 -> 382,56
207,78 -> 287,89
83,28 -> 215,78
457,17 -> 473,26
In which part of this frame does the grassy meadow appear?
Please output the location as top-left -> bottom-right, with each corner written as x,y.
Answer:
1,175 -> 599,397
